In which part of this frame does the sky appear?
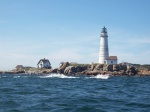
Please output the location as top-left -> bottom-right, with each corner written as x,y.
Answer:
0,0 -> 150,70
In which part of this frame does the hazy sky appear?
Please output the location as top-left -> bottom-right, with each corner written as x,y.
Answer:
0,0 -> 150,70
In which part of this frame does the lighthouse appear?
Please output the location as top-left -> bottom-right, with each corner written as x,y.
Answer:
99,26 -> 109,64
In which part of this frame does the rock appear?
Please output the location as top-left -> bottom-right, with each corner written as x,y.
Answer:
64,65 -> 88,74
94,64 -> 103,71
91,64 -> 95,71
85,70 -> 101,75
112,71 -> 119,75
17,70 -> 25,74
139,69 -> 150,75
126,66 -> 137,75
126,65 -> 131,71
130,67 -> 138,75
113,64 -> 120,71
103,64 -> 113,71
57,62 -> 70,73
42,71 -> 47,74
39,62 -> 140,76
119,64 -> 127,71
51,68 -> 58,73
64,66 -> 75,74
119,70 -> 126,75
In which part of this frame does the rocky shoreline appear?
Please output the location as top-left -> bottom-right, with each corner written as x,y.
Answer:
0,62 -> 150,76
50,62 -> 150,76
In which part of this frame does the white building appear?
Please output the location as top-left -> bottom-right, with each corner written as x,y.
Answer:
99,26 -> 109,64
104,56 -> 118,65
99,27 -> 118,64
37,58 -> 51,68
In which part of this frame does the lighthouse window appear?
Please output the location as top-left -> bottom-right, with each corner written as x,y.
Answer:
111,61 -> 113,63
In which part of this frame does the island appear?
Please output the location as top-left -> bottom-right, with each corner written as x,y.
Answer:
0,62 -> 150,76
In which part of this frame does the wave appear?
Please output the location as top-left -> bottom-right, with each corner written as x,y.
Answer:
0,73 -> 110,79
39,74 -> 78,79
14,76 -> 21,78
39,74 -> 110,79
89,74 -> 110,79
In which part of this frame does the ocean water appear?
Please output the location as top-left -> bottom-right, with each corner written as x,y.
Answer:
0,74 -> 150,112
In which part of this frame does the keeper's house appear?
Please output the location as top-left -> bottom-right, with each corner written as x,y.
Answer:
104,56 -> 118,65
37,58 -> 51,68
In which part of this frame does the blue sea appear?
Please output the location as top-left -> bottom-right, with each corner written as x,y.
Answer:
0,74 -> 150,112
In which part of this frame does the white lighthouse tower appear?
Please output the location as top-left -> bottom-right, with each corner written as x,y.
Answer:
99,26 -> 109,64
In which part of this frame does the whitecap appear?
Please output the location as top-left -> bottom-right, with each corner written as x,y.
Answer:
89,74 -> 110,79
39,74 -> 78,79
14,76 -> 21,78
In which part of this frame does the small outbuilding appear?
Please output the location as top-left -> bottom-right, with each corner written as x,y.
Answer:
37,58 -> 51,69
120,62 -> 133,66
15,65 -> 24,69
104,56 -> 118,65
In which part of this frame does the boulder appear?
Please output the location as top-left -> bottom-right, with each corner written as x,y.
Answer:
119,70 -> 126,75
126,65 -> 131,71
126,66 -> 137,75
103,64 -> 113,71
17,70 -> 25,74
85,70 -> 101,75
64,66 -> 75,74
113,64 -> 120,71
51,68 -> 58,73
57,62 -> 70,73
119,64 -> 127,71
112,71 -> 119,75
91,64 -> 95,71
94,64 -> 103,71
130,66 -> 138,75
64,65 -> 88,74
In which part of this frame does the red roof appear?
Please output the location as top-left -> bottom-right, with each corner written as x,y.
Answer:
106,56 -> 117,60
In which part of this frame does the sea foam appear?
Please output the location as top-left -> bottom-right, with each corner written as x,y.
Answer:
39,74 -> 110,79
89,74 -> 110,79
39,74 -> 78,79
